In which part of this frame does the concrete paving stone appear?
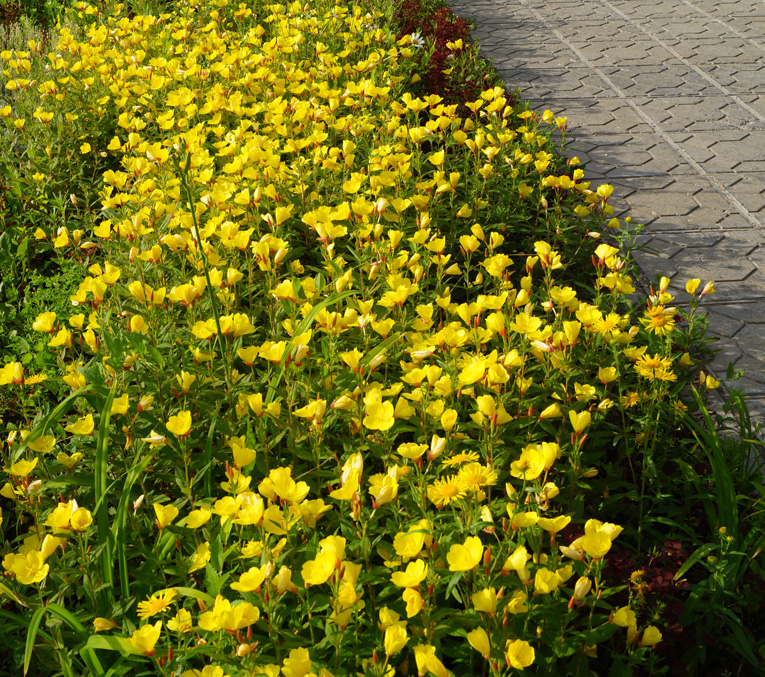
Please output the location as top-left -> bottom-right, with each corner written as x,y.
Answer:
668,131 -> 765,173
668,37 -> 764,64
652,236 -> 765,303
550,22 -> 650,43
568,133 -> 696,178
633,95 -> 765,132
706,301 -> 765,326
725,16 -> 765,40
631,247 -> 679,284
524,97 -> 652,133
496,68 -> 620,100
487,44 -> 582,70
694,0 -> 765,18
732,96 -> 765,128
696,65 -> 765,94
716,174 -> 765,215
731,325 -> 765,361
704,307 -> 746,339
719,357 -> 765,394
708,337 -> 745,374
642,16 -> 752,41
572,40 -> 685,67
603,65 -> 722,97
606,0 -> 698,20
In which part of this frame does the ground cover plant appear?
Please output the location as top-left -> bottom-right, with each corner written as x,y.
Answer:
0,0 -> 763,675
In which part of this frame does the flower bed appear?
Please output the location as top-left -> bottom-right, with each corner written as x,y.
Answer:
0,0 -> 762,675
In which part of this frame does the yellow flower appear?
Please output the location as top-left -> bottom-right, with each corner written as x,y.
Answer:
65,414 -> 95,436
93,618 -> 117,633
167,608 -> 193,634
70,507 -> 93,532
391,559 -> 427,588
282,647 -> 312,677
126,621 -> 162,656
137,588 -> 178,619
569,410 -> 591,436
189,542 -> 210,573
231,565 -> 268,593
153,502 -> 179,529
447,535 -> 483,572
414,644 -> 448,677
537,514 -> 571,536
384,622 -> 409,656
472,587 -> 497,615
468,627 -> 491,658
505,639 -> 535,669
27,434 -> 57,453
534,568 -> 560,594
111,394 -> 130,415
538,403 -> 562,419
640,626 -> 662,647
510,446 -> 545,481
166,410 -> 192,437
427,475 -> 465,507
611,606 -> 636,627
368,473 -> 398,507
32,312 -> 56,332
363,388 -> 394,431
8,550 -> 49,585
8,457 -> 37,476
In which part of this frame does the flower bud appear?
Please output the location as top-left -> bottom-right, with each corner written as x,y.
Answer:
573,576 -> 592,600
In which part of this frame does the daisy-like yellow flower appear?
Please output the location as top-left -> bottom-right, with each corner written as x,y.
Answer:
441,451 -> 479,467
136,588 -> 178,620
634,354 -> 673,381
457,463 -> 498,493
620,391 -> 641,408
640,305 -> 676,335
427,476 -> 465,507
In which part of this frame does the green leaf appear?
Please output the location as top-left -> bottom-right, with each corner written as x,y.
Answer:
24,607 -> 46,675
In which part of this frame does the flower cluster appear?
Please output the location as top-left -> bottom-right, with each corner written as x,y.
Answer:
0,0 -> 719,674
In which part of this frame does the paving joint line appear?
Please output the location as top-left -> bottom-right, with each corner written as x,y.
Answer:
679,0 -> 765,53
515,0 -> 764,230
598,0 -> 765,124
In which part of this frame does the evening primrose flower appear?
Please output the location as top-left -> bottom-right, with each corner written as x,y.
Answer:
126,621 -> 162,656
93,618 -> 117,633
166,410 -> 192,437
65,414 -> 95,436
282,647 -> 312,677
447,536 -> 483,572
467,627 -> 491,658
384,622 -> 409,656
414,644 -> 448,677
153,502 -> 179,529
505,639 -> 535,669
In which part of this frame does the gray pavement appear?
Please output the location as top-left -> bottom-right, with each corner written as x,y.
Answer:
449,0 -> 765,423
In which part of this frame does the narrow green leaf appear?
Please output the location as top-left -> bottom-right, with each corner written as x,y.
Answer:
674,543 -> 714,581
46,603 -> 105,676
24,607 -> 47,675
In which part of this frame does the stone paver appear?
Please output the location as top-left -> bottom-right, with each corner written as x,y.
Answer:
449,0 -> 765,423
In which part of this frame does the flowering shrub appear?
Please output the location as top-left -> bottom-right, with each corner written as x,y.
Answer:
0,0 -> 751,675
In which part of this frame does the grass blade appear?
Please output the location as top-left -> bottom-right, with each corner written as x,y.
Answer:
24,606 -> 46,675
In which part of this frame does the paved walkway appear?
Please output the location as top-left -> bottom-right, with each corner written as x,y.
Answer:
449,0 -> 765,422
